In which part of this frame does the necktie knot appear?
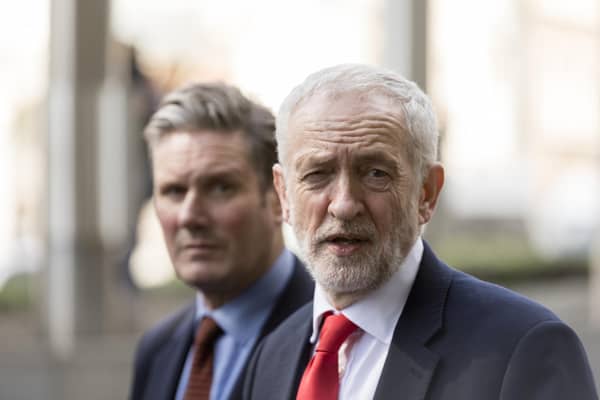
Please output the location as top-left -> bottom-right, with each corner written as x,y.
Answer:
316,313 -> 358,354
194,316 -> 222,347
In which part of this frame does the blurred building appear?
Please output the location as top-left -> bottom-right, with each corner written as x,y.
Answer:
430,0 -> 600,259
0,0 -> 599,399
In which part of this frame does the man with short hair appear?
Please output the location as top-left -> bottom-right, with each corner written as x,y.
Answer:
243,64 -> 598,399
130,82 -> 313,400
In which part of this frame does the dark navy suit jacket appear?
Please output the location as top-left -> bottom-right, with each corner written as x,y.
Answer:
130,255 -> 313,400
243,243 -> 598,399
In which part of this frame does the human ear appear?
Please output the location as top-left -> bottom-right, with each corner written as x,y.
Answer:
265,188 -> 283,224
273,164 -> 291,224
418,163 -> 445,225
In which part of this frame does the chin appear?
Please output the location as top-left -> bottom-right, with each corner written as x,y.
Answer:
176,263 -> 220,287
310,246 -> 402,293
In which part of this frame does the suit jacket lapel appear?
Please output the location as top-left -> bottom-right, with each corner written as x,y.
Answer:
374,242 -> 452,400
258,255 -> 313,337
266,307 -> 314,399
146,304 -> 195,400
229,255 -> 313,400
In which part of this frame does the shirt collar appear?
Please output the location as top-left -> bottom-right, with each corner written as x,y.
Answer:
310,237 -> 423,345
195,249 -> 294,344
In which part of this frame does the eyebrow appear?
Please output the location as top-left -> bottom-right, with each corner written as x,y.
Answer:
353,151 -> 398,165
293,151 -> 335,171
293,149 -> 400,171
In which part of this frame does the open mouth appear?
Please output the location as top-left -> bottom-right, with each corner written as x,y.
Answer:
321,234 -> 369,256
323,234 -> 369,245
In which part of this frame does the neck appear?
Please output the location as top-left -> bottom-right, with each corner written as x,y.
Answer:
201,292 -> 230,310
201,233 -> 285,310
325,288 -> 371,310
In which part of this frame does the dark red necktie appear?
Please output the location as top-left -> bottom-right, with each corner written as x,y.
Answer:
296,313 -> 358,400
184,317 -> 222,400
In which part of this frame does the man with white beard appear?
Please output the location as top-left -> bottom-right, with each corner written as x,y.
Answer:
243,64 -> 598,400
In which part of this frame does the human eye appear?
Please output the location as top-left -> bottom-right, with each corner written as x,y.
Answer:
159,183 -> 187,200
300,169 -> 330,188
364,168 -> 392,190
367,169 -> 388,178
208,179 -> 238,198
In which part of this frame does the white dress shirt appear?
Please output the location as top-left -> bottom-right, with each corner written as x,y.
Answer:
310,238 -> 423,400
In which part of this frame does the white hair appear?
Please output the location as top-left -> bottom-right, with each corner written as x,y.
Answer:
276,64 -> 439,180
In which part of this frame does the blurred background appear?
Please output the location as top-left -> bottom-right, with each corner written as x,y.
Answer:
1,0 -> 599,398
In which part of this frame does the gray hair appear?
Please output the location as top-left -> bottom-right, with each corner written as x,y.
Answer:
144,82 -> 277,189
276,64 -> 439,181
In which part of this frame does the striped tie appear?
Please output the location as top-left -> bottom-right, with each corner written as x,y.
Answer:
184,316 -> 222,400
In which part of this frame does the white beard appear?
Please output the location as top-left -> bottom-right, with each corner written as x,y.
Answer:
292,213 -> 418,297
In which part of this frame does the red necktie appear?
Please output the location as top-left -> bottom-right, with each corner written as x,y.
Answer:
296,313 -> 358,400
184,317 -> 222,400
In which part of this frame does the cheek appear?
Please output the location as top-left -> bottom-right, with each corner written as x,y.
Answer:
294,190 -> 329,230
154,204 -> 179,247
213,201 -> 262,239
367,189 -> 417,235
367,196 -> 396,231
155,201 -> 173,228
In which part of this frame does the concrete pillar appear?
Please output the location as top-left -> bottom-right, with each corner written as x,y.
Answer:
47,0 -> 109,358
98,40 -> 147,331
381,0 -> 429,89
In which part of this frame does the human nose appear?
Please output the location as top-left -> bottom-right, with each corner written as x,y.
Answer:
327,175 -> 365,221
177,191 -> 210,229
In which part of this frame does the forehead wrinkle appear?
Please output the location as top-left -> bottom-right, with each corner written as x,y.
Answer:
302,130 -> 386,147
300,113 -> 405,134
287,105 -> 409,172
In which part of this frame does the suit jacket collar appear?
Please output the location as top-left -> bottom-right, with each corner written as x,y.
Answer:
146,304 -> 196,400
229,255 -> 313,399
373,241 -> 452,400
261,303 -> 314,399
259,255 -> 312,336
